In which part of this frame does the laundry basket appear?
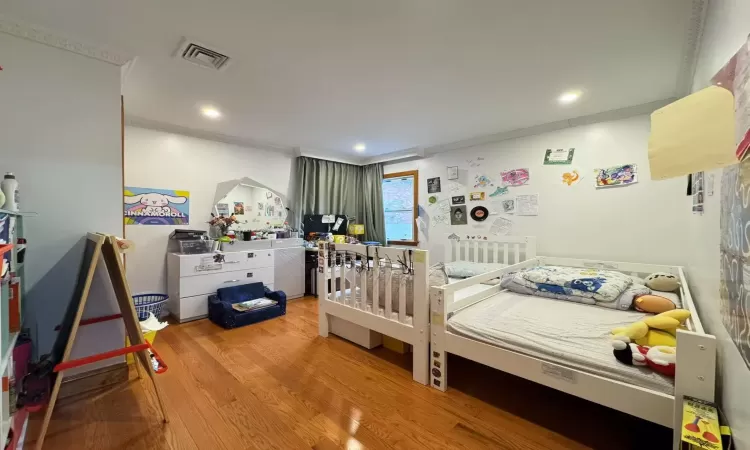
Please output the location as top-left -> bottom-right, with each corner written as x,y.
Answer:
132,293 -> 169,321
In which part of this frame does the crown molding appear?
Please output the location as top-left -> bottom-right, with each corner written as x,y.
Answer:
675,0 -> 708,96
125,115 -> 297,155
422,98 -> 675,156
0,14 -> 132,66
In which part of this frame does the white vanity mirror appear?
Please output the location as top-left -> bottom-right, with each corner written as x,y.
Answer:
212,177 -> 288,230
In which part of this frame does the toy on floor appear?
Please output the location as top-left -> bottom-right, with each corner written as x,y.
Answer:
611,309 -> 691,377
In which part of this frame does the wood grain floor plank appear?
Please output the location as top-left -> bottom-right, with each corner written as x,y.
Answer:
28,296 -> 670,450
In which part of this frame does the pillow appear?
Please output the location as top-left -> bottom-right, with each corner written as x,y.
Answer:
444,261 -> 507,279
430,263 -> 449,287
645,272 -> 680,292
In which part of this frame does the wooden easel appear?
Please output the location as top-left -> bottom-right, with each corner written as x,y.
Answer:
34,233 -> 169,450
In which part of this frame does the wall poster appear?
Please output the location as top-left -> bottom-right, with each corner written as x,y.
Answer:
720,163 -> 750,369
692,171 -> 704,214
500,168 -> 530,186
544,148 -> 575,165
594,164 -> 638,188
450,205 -> 467,225
427,177 -> 442,193
124,187 -> 189,225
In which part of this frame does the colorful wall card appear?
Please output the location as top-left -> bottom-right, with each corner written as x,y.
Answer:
515,194 -> 539,216
500,168 -> 530,186
124,187 -> 190,225
594,164 -> 638,188
473,175 -> 494,188
469,192 -> 485,201
450,205 -> 468,225
216,203 -> 230,215
562,169 -> 581,186
544,148 -> 575,165
427,177 -> 442,193
233,202 -> 245,215
489,186 -> 509,197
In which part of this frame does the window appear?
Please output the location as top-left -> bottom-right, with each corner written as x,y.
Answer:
382,170 -> 418,245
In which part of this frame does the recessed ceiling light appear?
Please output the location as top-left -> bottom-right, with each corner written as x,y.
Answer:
558,90 -> 582,105
201,106 -> 222,119
354,143 -> 366,152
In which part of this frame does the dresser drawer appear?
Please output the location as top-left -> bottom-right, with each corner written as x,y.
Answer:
169,294 -> 209,323
178,267 -> 274,297
176,251 -> 273,277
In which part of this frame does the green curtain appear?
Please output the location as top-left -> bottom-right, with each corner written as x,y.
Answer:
294,156 -> 386,244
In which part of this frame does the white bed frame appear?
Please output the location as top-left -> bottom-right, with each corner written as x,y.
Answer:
429,256 -> 716,449
317,243 -> 431,384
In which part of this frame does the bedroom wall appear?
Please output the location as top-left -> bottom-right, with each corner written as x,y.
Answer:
0,33 -> 124,372
385,114 -> 692,267
685,0 -> 750,446
124,126 -> 294,294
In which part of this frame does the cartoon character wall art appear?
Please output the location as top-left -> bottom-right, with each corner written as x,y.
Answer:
595,164 -> 638,188
124,187 -> 190,225
500,168 -> 530,186
562,169 -> 581,186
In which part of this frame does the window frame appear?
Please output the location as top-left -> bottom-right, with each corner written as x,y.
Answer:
382,170 -> 419,246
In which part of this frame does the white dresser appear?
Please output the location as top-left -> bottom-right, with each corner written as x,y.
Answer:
166,238 -> 305,323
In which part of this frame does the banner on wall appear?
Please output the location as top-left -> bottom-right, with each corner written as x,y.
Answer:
124,186 -> 190,225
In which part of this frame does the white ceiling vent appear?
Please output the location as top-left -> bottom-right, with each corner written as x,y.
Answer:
174,38 -> 231,71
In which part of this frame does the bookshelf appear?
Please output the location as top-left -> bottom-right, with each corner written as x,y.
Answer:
0,210 -> 35,449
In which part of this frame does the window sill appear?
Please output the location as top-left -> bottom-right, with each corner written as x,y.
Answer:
386,241 -> 419,247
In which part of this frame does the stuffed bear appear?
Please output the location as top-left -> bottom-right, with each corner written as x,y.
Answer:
644,272 -> 680,292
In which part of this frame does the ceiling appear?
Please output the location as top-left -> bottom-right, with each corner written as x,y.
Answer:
2,0 -> 703,162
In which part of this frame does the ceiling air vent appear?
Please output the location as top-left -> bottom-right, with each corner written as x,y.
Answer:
174,38 -> 231,71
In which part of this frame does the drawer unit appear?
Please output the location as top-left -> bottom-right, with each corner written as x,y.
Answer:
173,250 -> 273,277
178,267 -> 274,298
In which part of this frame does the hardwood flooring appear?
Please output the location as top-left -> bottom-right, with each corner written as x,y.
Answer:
26,297 -> 670,449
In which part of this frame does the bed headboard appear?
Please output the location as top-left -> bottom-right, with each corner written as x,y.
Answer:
445,236 -> 536,265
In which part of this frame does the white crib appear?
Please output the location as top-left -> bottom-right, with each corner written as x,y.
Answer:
317,243 -> 430,384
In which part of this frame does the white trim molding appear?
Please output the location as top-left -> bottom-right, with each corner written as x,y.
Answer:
0,14 -> 132,66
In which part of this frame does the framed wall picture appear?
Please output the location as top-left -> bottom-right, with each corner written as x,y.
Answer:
544,148 -> 575,165
450,205 -> 467,225
447,166 -> 459,180
427,177 -> 442,193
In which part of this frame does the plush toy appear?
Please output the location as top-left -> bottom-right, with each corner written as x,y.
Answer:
611,309 -> 691,347
644,272 -> 680,292
612,343 -> 676,376
633,294 -> 677,314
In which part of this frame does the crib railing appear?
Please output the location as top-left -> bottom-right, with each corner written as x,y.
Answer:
445,236 -> 536,264
317,243 -> 427,326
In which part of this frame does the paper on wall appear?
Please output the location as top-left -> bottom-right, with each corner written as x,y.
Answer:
648,86 -> 736,180
490,217 -> 512,236
321,215 -> 335,223
501,199 -> 515,214
515,194 -> 539,216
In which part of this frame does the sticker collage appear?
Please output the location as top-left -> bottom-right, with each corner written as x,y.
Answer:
426,148 -> 639,237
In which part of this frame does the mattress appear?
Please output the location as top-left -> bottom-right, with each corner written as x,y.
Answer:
447,291 -> 674,394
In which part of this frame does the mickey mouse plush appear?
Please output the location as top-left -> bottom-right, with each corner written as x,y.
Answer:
612,342 -> 676,377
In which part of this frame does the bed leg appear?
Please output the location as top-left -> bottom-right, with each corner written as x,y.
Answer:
412,338 -> 429,385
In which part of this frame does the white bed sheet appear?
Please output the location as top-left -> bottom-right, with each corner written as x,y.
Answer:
447,291 -> 674,394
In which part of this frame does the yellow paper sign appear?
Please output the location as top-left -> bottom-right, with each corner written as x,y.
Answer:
649,86 -> 736,180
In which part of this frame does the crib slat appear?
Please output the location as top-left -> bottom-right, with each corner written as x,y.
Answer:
340,252 -> 348,303
372,258 -> 380,315
503,243 -> 509,264
333,251 -> 342,303
514,243 -> 521,264
359,268 -> 367,310
385,268 -> 393,319
473,241 -> 479,262
494,242 -> 500,263
462,240 -> 468,260
398,276 -> 407,324
350,259 -> 358,305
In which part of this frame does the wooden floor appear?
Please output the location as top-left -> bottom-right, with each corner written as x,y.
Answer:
27,297 -> 670,449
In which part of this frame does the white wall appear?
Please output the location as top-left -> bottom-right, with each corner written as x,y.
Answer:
687,1 -> 750,447
124,126 -> 294,293
0,33 -> 124,369
386,115 -> 692,266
